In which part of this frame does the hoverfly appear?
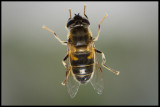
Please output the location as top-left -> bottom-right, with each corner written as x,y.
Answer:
43,5 -> 119,98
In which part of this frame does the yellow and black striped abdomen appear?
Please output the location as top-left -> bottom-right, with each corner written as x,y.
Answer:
70,51 -> 94,84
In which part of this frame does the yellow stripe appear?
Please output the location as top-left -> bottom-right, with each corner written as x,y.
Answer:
75,73 -> 92,76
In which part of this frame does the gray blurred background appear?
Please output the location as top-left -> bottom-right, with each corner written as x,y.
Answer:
2,2 -> 158,105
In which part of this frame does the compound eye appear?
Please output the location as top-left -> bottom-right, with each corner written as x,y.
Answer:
82,19 -> 90,25
67,20 -> 75,28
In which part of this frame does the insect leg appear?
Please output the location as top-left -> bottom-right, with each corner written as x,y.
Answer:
42,26 -> 67,45
95,49 -> 120,75
61,54 -> 69,85
69,8 -> 72,19
84,5 -> 88,19
94,14 -> 108,41
62,54 -> 68,68
61,67 -> 71,86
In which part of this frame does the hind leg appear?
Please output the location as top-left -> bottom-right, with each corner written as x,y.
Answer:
95,49 -> 119,75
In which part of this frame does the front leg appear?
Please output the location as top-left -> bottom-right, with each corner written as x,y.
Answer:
42,26 -> 67,45
95,49 -> 120,75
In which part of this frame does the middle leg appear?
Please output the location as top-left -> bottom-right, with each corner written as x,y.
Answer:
62,54 -> 68,68
61,67 -> 71,86
61,54 -> 69,85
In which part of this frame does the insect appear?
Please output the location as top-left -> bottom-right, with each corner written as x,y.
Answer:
43,5 -> 119,98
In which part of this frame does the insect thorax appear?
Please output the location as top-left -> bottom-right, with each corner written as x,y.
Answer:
69,26 -> 92,47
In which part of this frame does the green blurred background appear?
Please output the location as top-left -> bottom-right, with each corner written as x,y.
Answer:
2,2 -> 158,105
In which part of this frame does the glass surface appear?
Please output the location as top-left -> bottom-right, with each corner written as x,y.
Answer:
2,2 -> 158,105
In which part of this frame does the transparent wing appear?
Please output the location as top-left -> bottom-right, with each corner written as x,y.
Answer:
65,58 -> 80,98
65,69 -> 80,98
90,52 -> 104,94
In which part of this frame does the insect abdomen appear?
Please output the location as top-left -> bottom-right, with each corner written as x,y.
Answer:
71,51 -> 94,84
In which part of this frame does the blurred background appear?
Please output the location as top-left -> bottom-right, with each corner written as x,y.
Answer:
2,2 -> 158,105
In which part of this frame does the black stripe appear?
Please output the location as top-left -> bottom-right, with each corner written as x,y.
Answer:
95,49 -> 102,53
72,65 -> 93,75
75,74 -> 91,84
71,51 -> 94,66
